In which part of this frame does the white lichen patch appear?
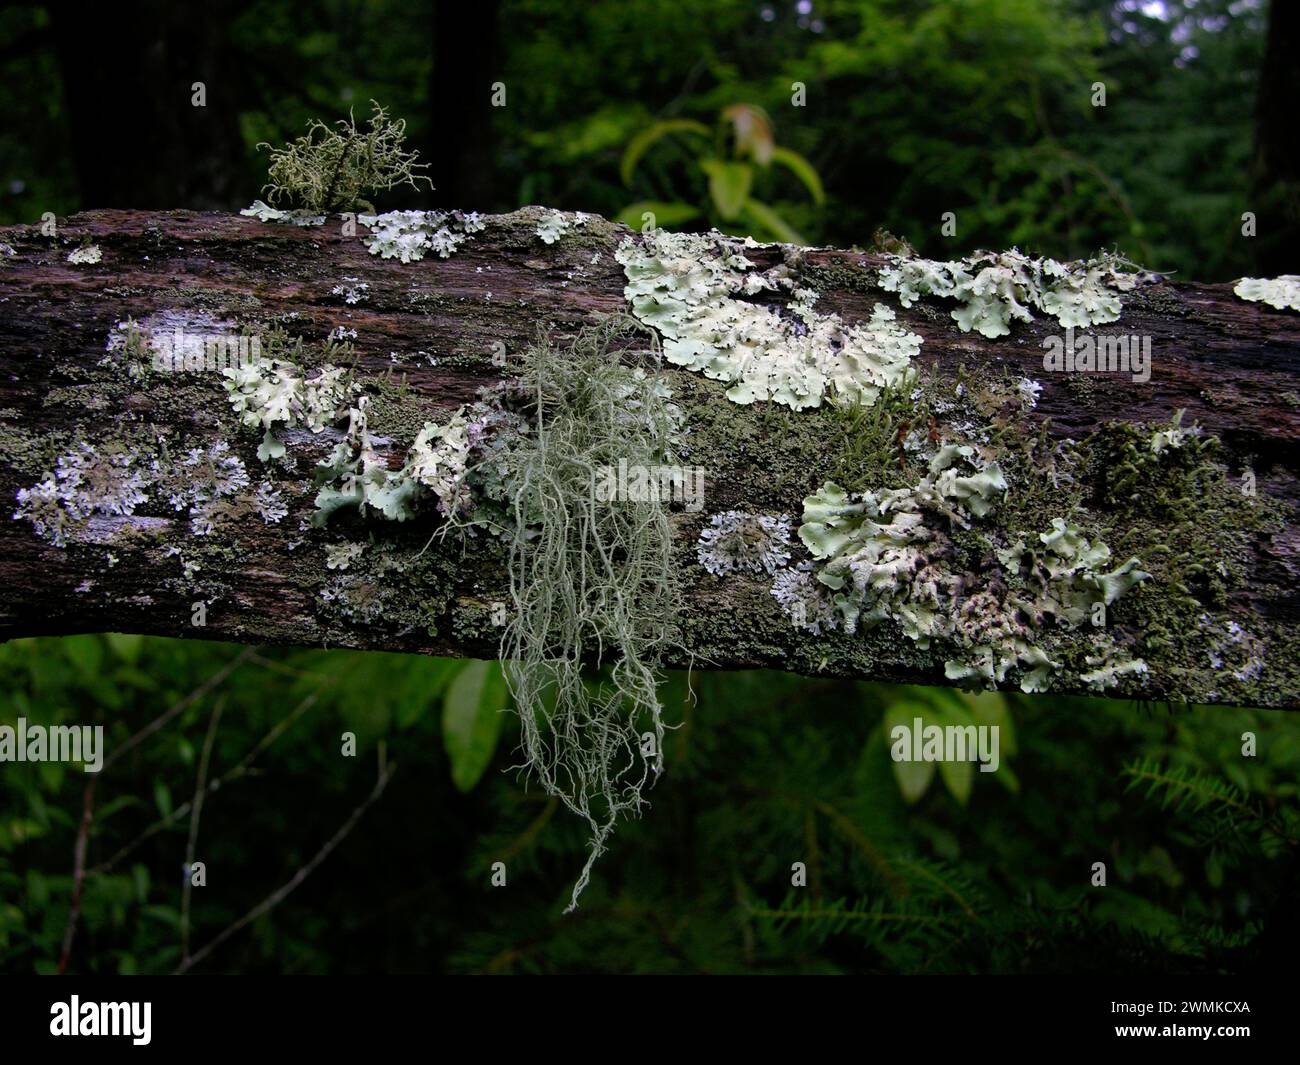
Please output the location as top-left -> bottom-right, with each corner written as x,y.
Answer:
325,540 -> 366,570
331,278 -> 369,305
239,200 -> 327,226
1079,634 -> 1150,692
536,209 -> 590,245
253,481 -> 288,524
67,244 -> 102,265
156,441 -> 251,535
1233,274 -> 1300,312
697,510 -> 793,576
222,358 -> 353,461
358,209 -> 485,262
14,443 -> 151,546
878,249 -> 1144,338
617,229 -> 920,410
770,563 -> 839,635
1150,410 -> 1202,455
318,574 -> 388,623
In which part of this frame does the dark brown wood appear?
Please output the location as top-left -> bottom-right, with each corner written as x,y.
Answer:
1,208 -> 1298,708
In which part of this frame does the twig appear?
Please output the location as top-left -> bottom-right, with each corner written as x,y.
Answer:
103,646 -> 257,773
90,691 -> 320,876
180,698 -> 224,964
55,777 -> 97,974
53,647 -> 254,973
175,759 -> 397,975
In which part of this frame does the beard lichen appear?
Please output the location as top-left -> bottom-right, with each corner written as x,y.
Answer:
297,315 -> 685,910
482,318 -> 683,912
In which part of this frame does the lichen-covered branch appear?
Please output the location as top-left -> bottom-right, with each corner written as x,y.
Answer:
1,207 -> 1298,709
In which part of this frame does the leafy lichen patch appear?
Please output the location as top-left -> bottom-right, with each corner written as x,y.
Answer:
878,248 -> 1147,337
616,228 -> 920,409
1233,274 -> 1300,312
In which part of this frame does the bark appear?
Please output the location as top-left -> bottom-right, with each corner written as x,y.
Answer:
1,207 -> 1298,709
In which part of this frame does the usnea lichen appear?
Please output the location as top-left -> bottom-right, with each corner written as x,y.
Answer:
1233,274 -> 1300,312
616,228 -> 920,409
878,249 -> 1146,338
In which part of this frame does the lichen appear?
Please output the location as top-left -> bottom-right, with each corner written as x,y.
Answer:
255,100 -> 431,214
878,249 -> 1146,338
239,200 -> 326,227
1233,274 -> 1300,312
696,510 -> 793,576
616,228 -> 920,410
222,357 -> 354,462
14,443 -> 151,545
791,441 -> 1148,694
66,244 -> 102,265
358,209 -> 485,262
535,209 -> 590,245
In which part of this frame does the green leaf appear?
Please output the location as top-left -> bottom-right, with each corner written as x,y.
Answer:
396,658 -> 465,729
739,198 -> 805,244
619,118 -> 710,185
700,159 -> 753,219
938,755 -> 974,806
153,780 -> 172,819
442,660 -> 508,792
105,632 -> 144,664
614,200 -> 701,231
769,146 -> 825,204
883,704 -> 935,804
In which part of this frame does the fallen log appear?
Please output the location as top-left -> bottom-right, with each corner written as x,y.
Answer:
1,207 -> 1297,708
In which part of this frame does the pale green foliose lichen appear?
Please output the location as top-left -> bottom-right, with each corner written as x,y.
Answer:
312,396 -> 475,524
358,209 -> 485,262
878,249 -> 1144,338
536,209 -> 590,244
616,229 -> 920,410
1232,274 -> 1300,312
792,443 -> 1149,694
222,358 -> 354,461
240,200 -> 327,227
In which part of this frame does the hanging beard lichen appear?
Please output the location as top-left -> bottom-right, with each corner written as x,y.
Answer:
483,316 -> 685,911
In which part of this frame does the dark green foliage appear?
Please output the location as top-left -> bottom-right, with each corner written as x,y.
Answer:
2,636 -> 1294,974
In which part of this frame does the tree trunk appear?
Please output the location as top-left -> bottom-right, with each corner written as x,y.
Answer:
2,207 -> 1298,709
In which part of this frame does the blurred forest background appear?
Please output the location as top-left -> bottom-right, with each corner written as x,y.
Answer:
1,0 -> 1298,974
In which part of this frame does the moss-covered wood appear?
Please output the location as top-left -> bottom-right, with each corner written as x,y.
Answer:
2,207 -> 1298,709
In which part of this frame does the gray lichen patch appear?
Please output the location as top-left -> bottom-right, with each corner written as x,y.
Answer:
358,209 -> 486,262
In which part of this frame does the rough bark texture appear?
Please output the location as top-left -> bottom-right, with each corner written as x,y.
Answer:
2,207 -> 1298,709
